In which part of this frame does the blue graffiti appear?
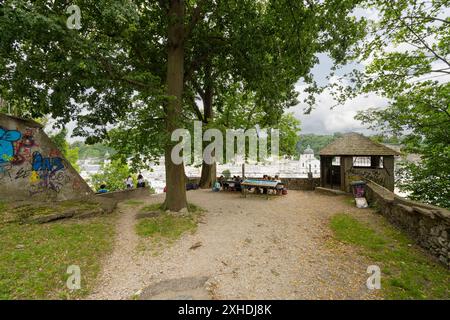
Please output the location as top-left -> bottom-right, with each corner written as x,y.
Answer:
32,151 -> 65,174
0,127 -> 22,164
29,151 -> 67,195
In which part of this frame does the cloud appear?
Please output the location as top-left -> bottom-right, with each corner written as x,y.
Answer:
288,84 -> 389,135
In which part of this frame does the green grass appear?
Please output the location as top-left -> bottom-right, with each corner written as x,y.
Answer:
330,214 -> 450,299
140,203 -> 164,213
136,203 -> 204,243
123,200 -> 145,206
0,201 -> 6,211
0,215 -> 116,299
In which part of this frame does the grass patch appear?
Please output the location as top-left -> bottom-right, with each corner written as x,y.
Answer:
136,203 -> 204,253
124,200 -> 145,206
140,203 -> 164,213
0,214 -> 116,299
330,214 -> 450,300
0,201 -> 6,212
136,214 -> 198,239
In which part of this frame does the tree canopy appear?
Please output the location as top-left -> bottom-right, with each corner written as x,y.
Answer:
332,0 -> 449,208
1,0 -> 366,210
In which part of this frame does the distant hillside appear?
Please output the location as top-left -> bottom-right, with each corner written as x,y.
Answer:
296,133 -> 404,156
70,142 -> 116,160
296,133 -> 342,155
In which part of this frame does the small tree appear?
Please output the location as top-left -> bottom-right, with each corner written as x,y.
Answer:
50,128 -> 80,172
222,170 -> 231,180
90,160 -> 135,192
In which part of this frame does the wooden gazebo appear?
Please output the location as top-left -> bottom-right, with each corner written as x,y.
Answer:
319,133 -> 400,192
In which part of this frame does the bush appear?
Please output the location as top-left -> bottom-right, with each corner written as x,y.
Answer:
90,160 -> 136,192
222,169 -> 231,179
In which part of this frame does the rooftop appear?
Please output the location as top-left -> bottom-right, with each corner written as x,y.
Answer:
319,133 -> 400,156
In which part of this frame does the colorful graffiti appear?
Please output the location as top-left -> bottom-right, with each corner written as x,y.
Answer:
0,127 -> 22,164
0,122 -> 83,199
12,127 -> 38,165
0,162 -> 13,182
28,151 -> 68,195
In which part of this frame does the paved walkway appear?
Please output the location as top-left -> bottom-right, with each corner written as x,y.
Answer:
89,190 -> 380,300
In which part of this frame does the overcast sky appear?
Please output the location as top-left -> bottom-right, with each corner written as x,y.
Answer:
293,5 -> 450,136
288,53 -> 388,135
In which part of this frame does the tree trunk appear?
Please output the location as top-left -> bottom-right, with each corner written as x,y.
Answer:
199,64 -> 216,189
163,0 -> 188,211
199,160 -> 217,188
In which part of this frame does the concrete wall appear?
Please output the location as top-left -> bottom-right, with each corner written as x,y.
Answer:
279,177 -> 319,191
366,181 -> 450,268
96,187 -> 152,201
0,114 -> 93,201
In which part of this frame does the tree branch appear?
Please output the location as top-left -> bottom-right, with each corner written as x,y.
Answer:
184,0 -> 208,40
405,16 -> 450,25
401,19 -> 450,67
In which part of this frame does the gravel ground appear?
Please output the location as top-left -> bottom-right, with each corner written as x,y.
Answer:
88,190 -> 381,300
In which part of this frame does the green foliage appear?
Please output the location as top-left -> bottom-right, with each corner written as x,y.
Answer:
222,169 -> 231,179
71,142 -> 116,160
0,0 -> 365,165
296,134 -> 339,155
90,160 -> 136,192
49,128 -> 80,172
370,134 -> 402,145
396,146 -> 450,209
277,113 -> 301,157
334,0 -> 450,207
330,214 -> 450,299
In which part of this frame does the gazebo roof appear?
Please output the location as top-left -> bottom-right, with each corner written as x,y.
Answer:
319,133 -> 400,156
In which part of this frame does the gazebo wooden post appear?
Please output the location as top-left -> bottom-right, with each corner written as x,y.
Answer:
383,156 -> 395,191
341,156 -> 353,192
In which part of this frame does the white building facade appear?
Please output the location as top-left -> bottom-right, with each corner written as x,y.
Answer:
298,145 -> 320,175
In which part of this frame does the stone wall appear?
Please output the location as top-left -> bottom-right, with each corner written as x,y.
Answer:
96,187 -> 152,201
187,177 -> 320,191
279,177 -> 320,191
0,114 -> 93,201
366,181 -> 450,268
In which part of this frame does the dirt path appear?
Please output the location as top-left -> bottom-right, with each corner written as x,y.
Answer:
89,190 -> 380,300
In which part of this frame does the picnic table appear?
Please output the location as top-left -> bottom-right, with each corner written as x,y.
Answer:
241,179 -> 284,199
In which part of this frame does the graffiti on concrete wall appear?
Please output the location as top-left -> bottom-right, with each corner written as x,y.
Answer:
0,125 -> 76,197
12,128 -> 38,165
0,127 -> 22,165
28,151 -> 69,196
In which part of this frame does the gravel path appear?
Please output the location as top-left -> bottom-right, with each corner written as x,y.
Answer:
88,190 -> 381,300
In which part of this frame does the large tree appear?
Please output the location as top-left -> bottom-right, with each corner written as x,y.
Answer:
0,0 -> 365,210
333,0 -> 449,207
